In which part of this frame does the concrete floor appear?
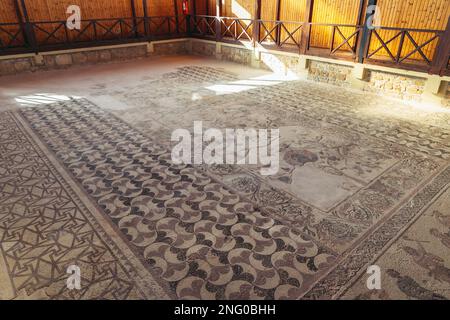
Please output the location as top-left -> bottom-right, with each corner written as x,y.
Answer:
0,55 -> 449,299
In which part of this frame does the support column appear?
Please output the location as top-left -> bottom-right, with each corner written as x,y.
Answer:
275,0 -> 281,46
19,0 -> 37,53
354,0 -> 367,61
173,0 -> 180,34
300,0 -> 313,54
130,0 -> 139,38
252,0 -> 261,46
430,17 -> 450,75
358,0 -> 377,63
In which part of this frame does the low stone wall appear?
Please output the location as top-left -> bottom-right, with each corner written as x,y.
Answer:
151,40 -> 190,56
364,70 -> 426,101
0,44 -> 148,76
260,52 -> 302,74
0,57 -> 35,76
307,60 -> 353,87
2,38 -> 449,108
219,45 -> 252,65
191,40 -> 216,57
443,82 -> 450,108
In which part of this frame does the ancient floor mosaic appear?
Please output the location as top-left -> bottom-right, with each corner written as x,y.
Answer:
1,65 -> 449,299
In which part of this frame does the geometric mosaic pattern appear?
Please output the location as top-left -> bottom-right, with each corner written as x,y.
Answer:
1,65 -> 449,299
0,112 -> 163,300
19,101 -> 336,299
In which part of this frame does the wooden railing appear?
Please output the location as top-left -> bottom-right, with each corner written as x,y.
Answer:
0,16 -> 187,54
220,17 -> 254,42
364,26 -> 445,70
258,20 -> 304,50
0,22 -> 26,49
1,14 -> 448,75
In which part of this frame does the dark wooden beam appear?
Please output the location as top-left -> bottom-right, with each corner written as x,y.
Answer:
300,0 -> 314,54
19,0 -> 37,52
430,16 -> 450,75
205,0 -> 209,16
275,0 -> 281,45
143,0 -> 149,37
192,0 -> 197,15
358,0 -> 377,63
130,0 -> 139,37
173,0 -> 180,33
13,0 -> 29,45
253,0 -> 262,45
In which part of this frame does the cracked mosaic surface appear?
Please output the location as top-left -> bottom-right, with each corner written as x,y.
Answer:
1,64 -> 449,299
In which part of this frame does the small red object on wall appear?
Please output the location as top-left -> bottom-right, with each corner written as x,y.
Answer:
182,0 -> 189,15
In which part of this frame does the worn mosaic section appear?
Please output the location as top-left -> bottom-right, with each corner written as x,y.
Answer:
0,111 -> 164,300
19,100 -> 337,300
100,66 -> 446,253
3,65 -> 450,300
305,168 -> 450,299
342,186 -> 450,300
244,80 -> 450,158
102,66 -> 449,298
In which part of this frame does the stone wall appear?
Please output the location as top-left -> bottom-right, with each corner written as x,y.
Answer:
364,70 -> 426,101
191,40 -> 216,57
151,40 -> 190,56
308,60 -> 353,87
0,45 -> 148,76
443,82 -> 450,108
260,52 -> 303,75
219,45 -> 252,65
0,57 -> 35,76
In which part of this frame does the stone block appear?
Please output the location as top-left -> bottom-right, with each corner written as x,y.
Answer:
0,60 -> 17,75
99,50 -> 112,61
14,59 -> 32,73
72,52 -> 88,65
55,54 -> 73,66
86,51 -> 100,63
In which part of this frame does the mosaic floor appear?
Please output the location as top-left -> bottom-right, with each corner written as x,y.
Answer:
0,58 -> 449,299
